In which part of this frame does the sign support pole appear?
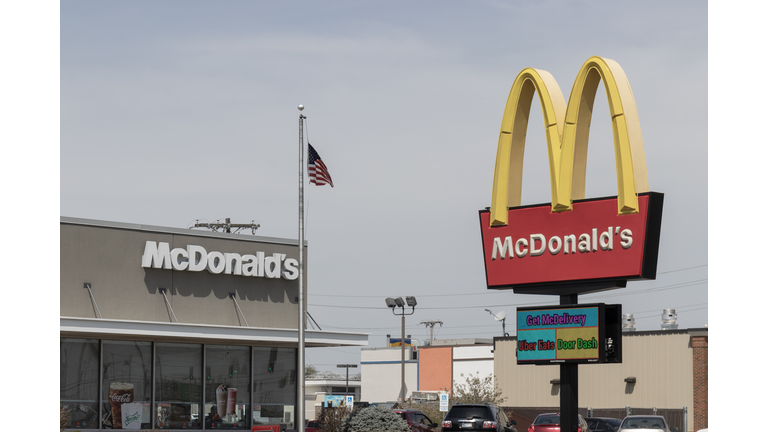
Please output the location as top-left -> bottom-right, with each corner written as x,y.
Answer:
560,294 -> 579,432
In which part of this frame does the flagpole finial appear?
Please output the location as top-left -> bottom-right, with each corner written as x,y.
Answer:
298,104 -> 304,111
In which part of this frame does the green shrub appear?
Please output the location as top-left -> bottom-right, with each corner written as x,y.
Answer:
343,405 -> 410,432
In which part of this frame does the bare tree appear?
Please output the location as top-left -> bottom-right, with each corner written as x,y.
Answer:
319,403 -> 359,432
305,363 -> 319,378
451,372 -> 507,406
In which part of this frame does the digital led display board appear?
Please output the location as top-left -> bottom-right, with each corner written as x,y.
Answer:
516,303 -> 622,365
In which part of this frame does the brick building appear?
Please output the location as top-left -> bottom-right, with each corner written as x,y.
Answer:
691,330 -> 708,431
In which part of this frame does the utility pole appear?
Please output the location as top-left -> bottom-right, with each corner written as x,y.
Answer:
420,320 -> 443,346
336,364 -> 358,399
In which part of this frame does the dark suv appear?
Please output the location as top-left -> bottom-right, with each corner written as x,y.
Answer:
442,404 -> 517,432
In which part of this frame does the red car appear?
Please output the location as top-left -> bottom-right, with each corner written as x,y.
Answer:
529,413 -> 591,432
305,420 -> 321,432
393,409 -> 439,432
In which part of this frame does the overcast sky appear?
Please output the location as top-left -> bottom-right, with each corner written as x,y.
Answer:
54,1 -> 715,375
6,0 -> 768,421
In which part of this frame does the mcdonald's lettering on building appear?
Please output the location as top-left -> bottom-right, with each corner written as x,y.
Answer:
479,56 -> 663,293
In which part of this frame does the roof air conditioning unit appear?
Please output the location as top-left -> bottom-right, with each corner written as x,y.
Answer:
661,309 -> 678,330
622,314 -> 636,332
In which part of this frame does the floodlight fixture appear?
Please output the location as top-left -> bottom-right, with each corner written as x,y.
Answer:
385,298 -> 398,308
406,296 -> 417,307
394,297 -> 405,308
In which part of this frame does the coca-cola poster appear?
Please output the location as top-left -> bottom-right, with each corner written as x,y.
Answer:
112,392 -> 133,403
109,382 -> 134,428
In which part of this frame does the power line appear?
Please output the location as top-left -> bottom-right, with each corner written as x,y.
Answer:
318,303 -> 708,334
308,264 -> 708,299
308,278 -> 707,310
624,302 -> 708,315
582,279 -> 708,298
657,264 -> 708,274
630,305 -> 708,320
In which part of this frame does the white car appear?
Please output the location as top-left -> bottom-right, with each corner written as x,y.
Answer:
618,416 -> 677,432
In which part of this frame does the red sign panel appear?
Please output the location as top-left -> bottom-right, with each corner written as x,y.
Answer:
479,193 -> 663,293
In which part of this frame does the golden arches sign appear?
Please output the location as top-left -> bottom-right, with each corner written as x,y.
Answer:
490,56 -> 649,227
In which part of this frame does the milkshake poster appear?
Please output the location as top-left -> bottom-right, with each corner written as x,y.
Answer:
216,384 -> 228,419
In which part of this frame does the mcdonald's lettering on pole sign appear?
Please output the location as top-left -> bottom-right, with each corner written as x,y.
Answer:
479,193 -> 663,289
480,56 -> 664,293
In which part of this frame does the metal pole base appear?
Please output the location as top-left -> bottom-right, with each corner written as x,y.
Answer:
560,294 -> 578,432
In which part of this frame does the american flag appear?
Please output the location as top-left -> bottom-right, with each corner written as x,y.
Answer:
307,143 -> 334,187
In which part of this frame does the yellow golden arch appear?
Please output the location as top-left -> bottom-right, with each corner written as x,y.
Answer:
490,56 -> 649,227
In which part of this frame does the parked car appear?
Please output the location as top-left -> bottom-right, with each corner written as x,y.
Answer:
305,419 -> 322,432
617,415 -> 677,432
586,417 -> 623,432
441,403 -> 517,432
393,409 -> 439,432
528,413 -> 591,432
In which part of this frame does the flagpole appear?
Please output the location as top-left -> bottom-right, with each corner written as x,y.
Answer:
297,104 -> 306,432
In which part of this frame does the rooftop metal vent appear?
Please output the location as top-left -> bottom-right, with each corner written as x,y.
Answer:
661,309 -> 678,330
622,314 -> 636,332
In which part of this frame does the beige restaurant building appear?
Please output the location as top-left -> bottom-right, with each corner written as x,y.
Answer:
60,217 -> 368,431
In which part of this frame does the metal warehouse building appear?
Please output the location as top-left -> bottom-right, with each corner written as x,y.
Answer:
492,328 -> 708,432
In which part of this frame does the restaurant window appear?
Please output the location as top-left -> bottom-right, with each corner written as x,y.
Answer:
155,343 -> 202,429
252,347 -> 296,427
102,340 -> 152,429
204,345 -> 251,429
60,338 -> 100,429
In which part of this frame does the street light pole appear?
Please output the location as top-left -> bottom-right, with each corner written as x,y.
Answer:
385,296 -> 417,402
401,313 -> 405,401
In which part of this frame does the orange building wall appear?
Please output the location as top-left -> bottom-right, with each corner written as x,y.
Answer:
418,346 -> 453,392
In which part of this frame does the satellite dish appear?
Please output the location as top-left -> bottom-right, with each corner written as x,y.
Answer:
485,308 -> 510,337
